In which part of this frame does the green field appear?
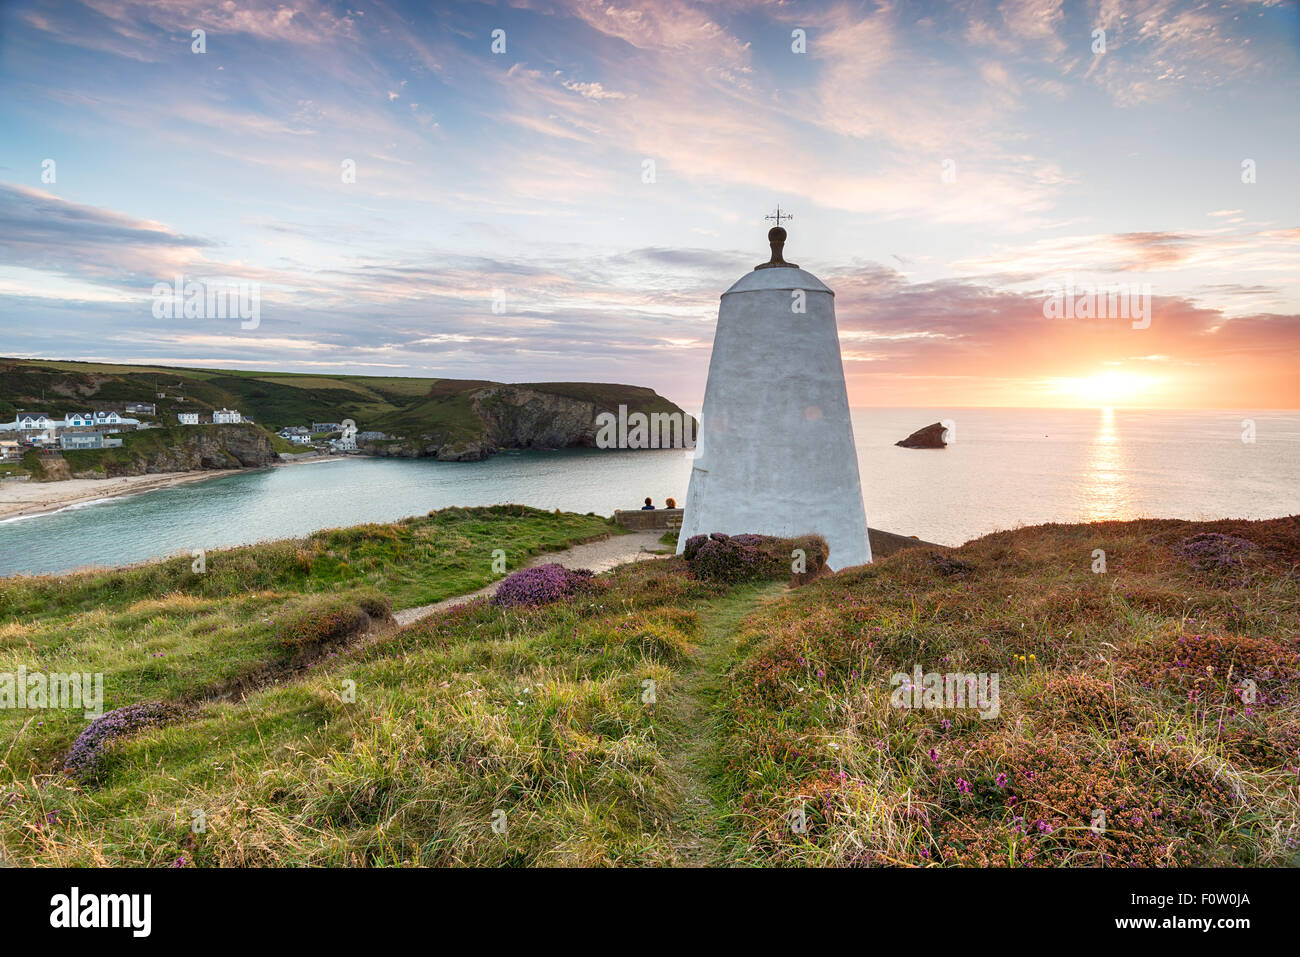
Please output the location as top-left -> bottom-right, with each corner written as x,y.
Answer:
0,357 -> 687,436
1,510 -> 1296,867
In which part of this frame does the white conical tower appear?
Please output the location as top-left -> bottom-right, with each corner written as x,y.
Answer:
678,224 -> 871,569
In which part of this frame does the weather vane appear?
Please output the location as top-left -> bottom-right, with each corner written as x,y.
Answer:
764,204 -> 793,228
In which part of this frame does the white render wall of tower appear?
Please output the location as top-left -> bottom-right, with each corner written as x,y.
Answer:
677,247 -> 871,569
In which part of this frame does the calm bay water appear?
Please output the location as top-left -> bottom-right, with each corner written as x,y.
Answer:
1,408 -> 1296,577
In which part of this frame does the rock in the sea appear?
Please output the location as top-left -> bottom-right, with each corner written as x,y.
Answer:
434,440 -> 498,462
895,422 -> 949,449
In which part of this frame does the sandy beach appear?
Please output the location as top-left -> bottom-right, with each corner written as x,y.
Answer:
0,471 -> 228,522
0,454 -> 345,522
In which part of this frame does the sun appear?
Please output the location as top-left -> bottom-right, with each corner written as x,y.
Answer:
1050,370 -> 1163,407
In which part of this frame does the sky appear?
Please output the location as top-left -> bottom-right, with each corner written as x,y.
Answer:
0,0 -> 1297,409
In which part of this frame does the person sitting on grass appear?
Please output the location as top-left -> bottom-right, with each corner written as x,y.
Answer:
641,497 -> 655,510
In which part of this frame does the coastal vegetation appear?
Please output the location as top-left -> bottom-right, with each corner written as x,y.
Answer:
0,506 -> 615,791
0,358 -> 690,472
1,509 -> 1296,867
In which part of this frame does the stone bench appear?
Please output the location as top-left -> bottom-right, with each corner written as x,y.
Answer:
613,508 -> 684,531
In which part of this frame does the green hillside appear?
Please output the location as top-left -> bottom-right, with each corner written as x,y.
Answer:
0,358 -> 688,441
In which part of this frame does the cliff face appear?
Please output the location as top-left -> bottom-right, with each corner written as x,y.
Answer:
148,426 -> 277,472
472,387 -> 602,449
62,425 -> 277,479
362,384 -> 691,462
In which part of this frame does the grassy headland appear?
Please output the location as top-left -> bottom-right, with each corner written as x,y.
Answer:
0,506 -> 616,788
0,358 -> 690,471
1,511 -> 1296,867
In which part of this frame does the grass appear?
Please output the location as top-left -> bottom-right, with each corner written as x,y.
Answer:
716,517 -> 1300,866
660,582 -> 785,865
1,512 -> 1296,867
2,557 -> 722,866
0,506 -> 617,787
0,357 -> 690,438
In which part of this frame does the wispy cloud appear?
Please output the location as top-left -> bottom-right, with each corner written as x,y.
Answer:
1,0 -> 1297,407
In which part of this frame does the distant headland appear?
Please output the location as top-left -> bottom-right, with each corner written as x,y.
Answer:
0,357 -> 694,484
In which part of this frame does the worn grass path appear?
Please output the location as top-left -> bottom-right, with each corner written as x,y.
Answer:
392,530 -> 665,625
661,581 -> 787,866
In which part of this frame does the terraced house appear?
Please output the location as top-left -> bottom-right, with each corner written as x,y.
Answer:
63,411 -> 137,430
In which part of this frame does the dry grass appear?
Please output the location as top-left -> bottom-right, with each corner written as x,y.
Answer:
3,514 -> 1296,867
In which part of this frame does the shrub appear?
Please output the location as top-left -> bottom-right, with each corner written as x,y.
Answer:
493,563 -> 594,608
352,589 -> 393,621
277,596 -> 371,649
64,702 -> 180,782
929,552 -> 974,577
1139,632 -> 1299,705
684,532 -> 828,584
1174,532 -> 1258,573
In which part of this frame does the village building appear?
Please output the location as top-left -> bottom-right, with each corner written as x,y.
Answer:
11,412 -> 55,432
63,411 -> 137,430
60,432 -> 123,450
124,402 -> 156,415
177,413 -> 200,425
212,408 -> 243,424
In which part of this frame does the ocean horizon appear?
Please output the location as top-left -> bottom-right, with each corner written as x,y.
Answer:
1,406 -> 1296,578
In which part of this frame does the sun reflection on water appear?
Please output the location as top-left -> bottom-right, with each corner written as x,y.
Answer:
1082,407 -> 1128,521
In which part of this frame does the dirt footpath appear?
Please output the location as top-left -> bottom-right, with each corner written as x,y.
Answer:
393,529 -> 666,626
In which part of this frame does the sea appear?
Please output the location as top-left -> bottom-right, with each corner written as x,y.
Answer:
0,408 -> 1296,578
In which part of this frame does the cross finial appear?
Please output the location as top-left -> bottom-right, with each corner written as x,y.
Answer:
765,204 -> 793,227
755,206 -> 799,270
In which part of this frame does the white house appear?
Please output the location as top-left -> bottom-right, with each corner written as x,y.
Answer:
0,440 -> 21,461
277,427 -> 312,445
64,411 -> 137,431
213,408 -> 243,424
13,412 -> 54,432
125,402 -> 156,415
177,413 -> 200,425
65,411 -> 125,426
